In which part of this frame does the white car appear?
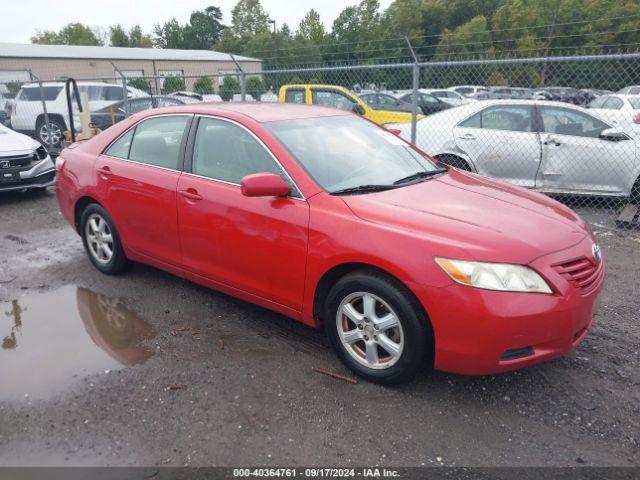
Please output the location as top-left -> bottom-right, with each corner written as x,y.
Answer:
11,82 -> 140,146
390,99 -> 640,200
168,91 -> 223,103
587,94 -> 640,128
450,85 -> 491,98
420,89 -> 473,106
617,86 -> 640,95
0,123 -> 55,192
232,93 -> 255,102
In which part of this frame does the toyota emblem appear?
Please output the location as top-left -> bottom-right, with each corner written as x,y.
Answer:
0,160 -> 10,169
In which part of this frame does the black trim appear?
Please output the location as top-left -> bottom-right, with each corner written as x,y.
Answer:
183,115 -> 200,173
178,115 -> 195,172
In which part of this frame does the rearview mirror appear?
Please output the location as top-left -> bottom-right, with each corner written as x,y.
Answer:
599,128 -> 630,142
352,104 -> 366,116
241,173 -> 290,198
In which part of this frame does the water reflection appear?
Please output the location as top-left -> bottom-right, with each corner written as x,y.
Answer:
0,285 -> 154,401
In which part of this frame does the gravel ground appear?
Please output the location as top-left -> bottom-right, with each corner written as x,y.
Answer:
0,188 -> 638,467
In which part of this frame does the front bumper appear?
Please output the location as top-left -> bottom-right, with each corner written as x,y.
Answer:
0,156 -> 56,192
421,235 -> 604,375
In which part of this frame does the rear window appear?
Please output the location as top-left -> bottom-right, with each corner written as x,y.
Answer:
18,86 -> 62,101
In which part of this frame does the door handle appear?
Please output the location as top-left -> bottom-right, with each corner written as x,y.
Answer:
97,166 -> 113,177
179,188 -> 203,201
543,139 -> 562,147
458,133 -> 476,140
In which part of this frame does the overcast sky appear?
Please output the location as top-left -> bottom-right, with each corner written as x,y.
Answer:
3,0 -> 395,44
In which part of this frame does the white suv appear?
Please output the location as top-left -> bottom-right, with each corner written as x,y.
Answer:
11,82 -> 142,146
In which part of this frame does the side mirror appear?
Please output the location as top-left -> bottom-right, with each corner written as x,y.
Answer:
352,104 -> 366,116
599,128 -> 630,142
241,172 -> 290,198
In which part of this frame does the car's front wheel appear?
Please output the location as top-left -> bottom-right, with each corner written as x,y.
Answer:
36,117 -> 65,147
80,204 -> 130,274
324,270 -> 432,385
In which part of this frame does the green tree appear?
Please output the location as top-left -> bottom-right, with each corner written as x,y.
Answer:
128,26 -> 153,48
184,6 -> 225,49
127,78 -> 151,94
162,76 -> 186,94
219,76 -> 241,100
194,76 -> 214,94
109,24 -> 130,47
31,23 -> 103,46
245,76 -> 265,97
297,9 -> 325,43
230,0 -> 270,38
153,19 -> 185,49
436,15 -> 493,58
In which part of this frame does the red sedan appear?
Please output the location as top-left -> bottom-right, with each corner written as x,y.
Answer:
56,103 -> 604,384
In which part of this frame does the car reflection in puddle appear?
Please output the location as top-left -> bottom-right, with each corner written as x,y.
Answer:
1,285 -> 154,401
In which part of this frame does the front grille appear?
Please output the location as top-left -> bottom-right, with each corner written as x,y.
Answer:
553,256 -> 602,294
0,153 -> 36,169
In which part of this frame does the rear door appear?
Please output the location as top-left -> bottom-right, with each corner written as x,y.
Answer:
537,105 -> 635,195
453,104 -> 541,187
176,116 -> 309,310
96,114 -> 191,267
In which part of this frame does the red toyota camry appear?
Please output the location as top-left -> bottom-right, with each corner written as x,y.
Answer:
56,103 -> 604,384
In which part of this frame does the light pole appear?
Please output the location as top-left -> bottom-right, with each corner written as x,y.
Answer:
268,19 -> 276,34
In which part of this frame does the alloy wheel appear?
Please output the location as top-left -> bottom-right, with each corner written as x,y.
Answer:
85,213 -> 114,264
336,291 -> 404,370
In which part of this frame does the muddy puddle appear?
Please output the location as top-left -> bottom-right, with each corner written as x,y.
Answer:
1,285 -> 154,401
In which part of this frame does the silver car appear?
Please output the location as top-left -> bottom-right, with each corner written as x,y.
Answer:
392,100 -> 640,201
0,124 -> 55,192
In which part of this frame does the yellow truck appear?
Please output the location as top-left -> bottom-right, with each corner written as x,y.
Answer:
278,84 -> 419,125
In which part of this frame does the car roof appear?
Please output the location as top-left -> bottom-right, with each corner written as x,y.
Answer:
140,102 -> 353,123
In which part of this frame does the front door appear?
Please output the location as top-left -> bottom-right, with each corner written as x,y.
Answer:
537,105 -> 635,195
96,115 -> 191,267
454,104 -> 541,188
177,116 -> 309,311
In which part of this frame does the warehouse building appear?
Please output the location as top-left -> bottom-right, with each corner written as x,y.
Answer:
0,42 -> 262,92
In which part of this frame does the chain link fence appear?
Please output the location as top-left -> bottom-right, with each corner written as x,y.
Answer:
3,52 -> 640,228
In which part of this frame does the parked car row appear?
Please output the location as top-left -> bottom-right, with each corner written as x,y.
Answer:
389,99 -> 640,202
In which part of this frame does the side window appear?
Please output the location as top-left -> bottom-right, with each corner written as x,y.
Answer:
360,95 -> 375,106
284,89 -> 305,104
541,107 -> 609,138
105,86 -> 124,101
602,97 -> 623,110
459,106 -> 533,132
630,87 -> 640,95
588,96 -> 607,108
128,116 -> 189,169
420,94 -> 439,104
192,117 -> 299,196
456,88 -> 473,95
311,90 -> 356,111
105,129 -> 134,159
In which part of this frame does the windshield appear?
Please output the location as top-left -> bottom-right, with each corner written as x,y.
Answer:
629,98 -> 640,109
265,115 -> 442,193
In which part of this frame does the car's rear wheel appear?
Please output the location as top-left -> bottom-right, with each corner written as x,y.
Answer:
80,204 -> 130,274
324,270 -> 432,385
435,154 -> 472,171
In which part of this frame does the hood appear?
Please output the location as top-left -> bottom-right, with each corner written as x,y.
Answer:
341,169 -> 588,264
0,125 -> 40,155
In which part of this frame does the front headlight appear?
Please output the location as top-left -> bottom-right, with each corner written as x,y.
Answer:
435,257 -> 552,294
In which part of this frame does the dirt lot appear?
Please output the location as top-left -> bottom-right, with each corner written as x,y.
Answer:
0,188 -> 639,467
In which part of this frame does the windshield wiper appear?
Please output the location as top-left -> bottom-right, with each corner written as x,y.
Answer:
330,184 -> 398,195
392,167 -> 448,185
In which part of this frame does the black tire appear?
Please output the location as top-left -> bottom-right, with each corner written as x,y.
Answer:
323,270 -> 433,385
436,154 -> 472,171
80,203 -> 130,275
35,116 -> 65,147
